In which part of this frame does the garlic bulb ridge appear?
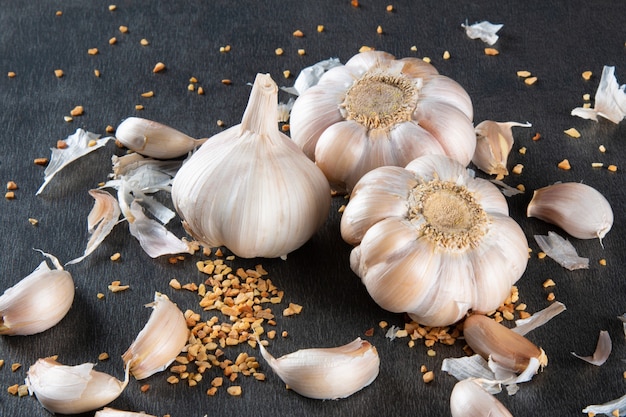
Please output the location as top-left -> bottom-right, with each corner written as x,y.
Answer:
172,73 -> 331,259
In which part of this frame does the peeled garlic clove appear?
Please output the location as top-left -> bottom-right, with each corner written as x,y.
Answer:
450,379 -> 513,417
527,182 -> 613,240
472,120 -> 531,176
258,337 -> 380,400
122,293 -> 189,380
463,314 -> 547,373
0,252 -> 74,335
116,117 -> 207,159
96,407 -> 157,417
26,357 -> 129,415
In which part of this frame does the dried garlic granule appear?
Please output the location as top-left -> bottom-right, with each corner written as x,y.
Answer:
608,165 -> 618,172
443,50 -> 451,60
153,62 -> 166,73
564,128 -> 581,138
70,106 -> 84,116
557,159 -> 571,170
88,48 -> 99,55
524,77 -> 538,85
484,47 -> 499,56
54,69 -> 64,78
582,71 -> 592,80
140,38 -> 149,46
293,29 -> 304,37
517,70 -> 532,78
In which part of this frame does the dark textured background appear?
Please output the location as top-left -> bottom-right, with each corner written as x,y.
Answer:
1,1 -> 625,416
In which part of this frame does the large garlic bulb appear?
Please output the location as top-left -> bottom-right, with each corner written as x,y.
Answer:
340,154 -> 528,327
172,73 -> 331,259
290,50 -> 475,193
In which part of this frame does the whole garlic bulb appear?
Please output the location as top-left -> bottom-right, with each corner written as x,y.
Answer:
172,73 -> 331,259
340,154 -> 528,327
290,50 -> 476,193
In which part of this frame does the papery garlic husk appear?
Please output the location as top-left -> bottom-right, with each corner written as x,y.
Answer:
527,182 -> 613,240
116,117 -> 207,159
340,154 -> 528,327
450,379 -> 513,417
289,50 -> 475,193
122,293 -> 189,380
26,357 -> 129,415
472,120 -> 531,176
257,337 -> 379,400
463,314 -> 547,373
95,407 -> 157,417
171,73 -> 331,259
0,252 -> 74,335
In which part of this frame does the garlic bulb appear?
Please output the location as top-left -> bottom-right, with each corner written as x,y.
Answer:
26,357 -> 128,414
116,117 -> 207,159
340,154 -> 528,326
122,293 -> 189,380
172,73 -> 331,259
450,379 -> 513,417
257,337 -> 379,400
289,50 -> 475,192
0,252 -> 74,336
472,120 -> 531,177
527,182 -> 613,240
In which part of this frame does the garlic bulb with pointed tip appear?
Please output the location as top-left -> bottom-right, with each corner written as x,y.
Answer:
289,50 -> 475,193
172,73 -> 331,259
527,182 -> 613,240
450,379 -> 513,417
116,117 -> 207,159
340,154 -> 528,326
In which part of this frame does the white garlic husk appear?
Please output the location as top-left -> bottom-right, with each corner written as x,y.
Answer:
289,50 -> 475,193
0,252 -> 74,336
95,407 -> 157,417
116,117 -> 207,159
527,182 -> 613,240
340,154 -> 528,327
472,120 -> 531,177
25,357 -> 129,415
172,73 -> 331,259
450,379 -> 513,417
258,337 -> 379,400
122,293 -> 189,380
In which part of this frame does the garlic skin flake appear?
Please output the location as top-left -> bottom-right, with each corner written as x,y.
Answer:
472,120 -> 531,176
122,293 -> 189,380
26,357 -> 129,415
461,20 -> 503,45
0,252 -> 74,336
450,379 -> 513,417
289,50 -> 475,193
258,337 -> 379,400
115,117 -> 207,159
172,73 -> 331,259
571,330 -> 612,366
340,154 -> 528,326
571,65 -> 626,124
527,182 -> 613,241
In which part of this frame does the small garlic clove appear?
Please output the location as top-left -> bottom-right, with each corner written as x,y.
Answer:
95,407 -> 157,417
450,378 -> 513,417
463,314 -> 547,373
257,337 -> 380,400
115,117 -> 207,159
26,357 -> 129,415
471,120 -> 531,176
0,251 -> 74,336
527,182 -> 613,240
122,293 -> 189,380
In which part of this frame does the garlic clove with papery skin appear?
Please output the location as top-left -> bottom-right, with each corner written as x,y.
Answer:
115,117 -> 207,159
122,293 -> 189,380
26,357 -> 129,415
0,251 -> 74,336
171,73 -> 331,259
472,120 -> 532,176
450,378 -> 513,417
257,337 -> 380,400
527,182 -> 613,241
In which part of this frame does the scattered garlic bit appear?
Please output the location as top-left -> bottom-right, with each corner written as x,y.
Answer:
484,47 -> 499,55
54,69 -> 64,78
4,191 -> 15,200
599,258 -> 607,266
98,352 -> 110,361
109,37 -> 117,45
11,363 -> 21,372
227,386 -> 242,396
70,105 -> 84,116
283,302 -> 303,316
152,62 -> 166,73
351,0 -> 359,7
410,45 -> 417,52
422,371 -> 434,383
592,162 -> 604,168
140,38 -> 149,46
119,25 -> 128,33
298,49 -> 306,55
443,50 -> 450,60
359,45 -> 373,52
135,104 -> 144,110
7,71 -> 16,78
376,25 -> 383,34
599,144 -> 607,152
557,159 -> 571,170
564,127 -> 581,138
88,48 -> 99,55
108,5 -> 117,11
524,77 -> 537,85
582,70 -> 593,80
608,164 -> 618,172
34,157 -> 49,166
537,251 -> 547,259
461,20 -> 503,45
317,25 -> 324,32
517,70 -> 532,78
572,330 -> 612,366
140,91 -> 154,98
543,279 -> 555,288
110,252 -> 121,261
386,4 -> 394,12
108,281 -> 129,292
275,47 -> 284,56
219,45 -> 231,53
572,66 -> 626,124
293,29 -> 304,37
512,164 -> 523,175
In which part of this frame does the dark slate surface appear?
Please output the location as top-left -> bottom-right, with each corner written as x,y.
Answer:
1,1 -> 625,416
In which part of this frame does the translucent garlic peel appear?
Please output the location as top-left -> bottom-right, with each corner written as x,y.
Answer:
571,330 -> 612,366
26,357 -> 128,415
122,293 -> 189,380
472,120 -> 531,176
115,117 -> 207,159
341,154 -> 528,326
450,379 -> 513,417
0,254 -> 74,336
172,73 -> 331,259
289,50 -> 475,193
527,182 -> 613,240
571,65 -> 626,124
258,338 -> 379,400
534,231 -> 589,270
461,20 -> 503,45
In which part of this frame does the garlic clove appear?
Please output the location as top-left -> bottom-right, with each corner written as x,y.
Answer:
257,337 -> 380,400
463,313 -> 547,373
450,378 -> 513,417
527,182 -> 613,240
417,74 -> 474,120
0,251 -> 74,336
122,293 -> 189,380
472,120 -> 531,176
95,407 -> 157,417
115,117 -> 207,159
26,357 -> 129,415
